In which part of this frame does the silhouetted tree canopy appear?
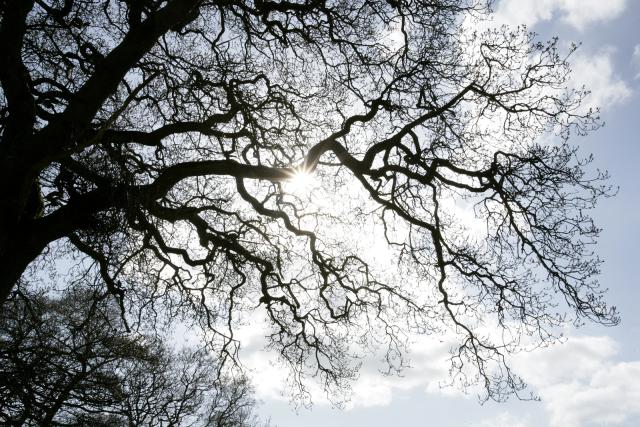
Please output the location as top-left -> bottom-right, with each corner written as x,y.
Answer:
0,286 -> 269,426
0,0 -> 617,403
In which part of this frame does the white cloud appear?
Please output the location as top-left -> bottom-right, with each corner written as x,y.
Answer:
632,45 -> 640,79
514,336 -> 640,427
471,412 -> 532,427
304,333 -> 640,427
513,336 -> 618,387
233,313 -> 293,403
242,301 -> 640,427
246,331 -> 457,409
494,0 -> 627,30
473,5 -> 632,113
542,363 -> 640,427
570,48 -> 632,110
494,0 -> 556,28
248,324 -> 640,427
346,336 -> 455,409
559,0 -> 627,30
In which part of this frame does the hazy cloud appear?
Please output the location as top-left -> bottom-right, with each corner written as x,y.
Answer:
248,323 -> 640,427
632,45 -> 640,79
471,412 -> 532,427
514,336 -> 640,427
346,337 -> 454,409
246,331 -> 456,409
570,48 -> 632,110
494,0 -> 627,30
318,333 -> 640,427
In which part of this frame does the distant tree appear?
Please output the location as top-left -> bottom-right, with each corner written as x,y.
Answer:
0,287 -> 268,426
0,0 -> 618,402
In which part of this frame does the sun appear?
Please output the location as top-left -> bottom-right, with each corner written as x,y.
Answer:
285,167 -> 315,194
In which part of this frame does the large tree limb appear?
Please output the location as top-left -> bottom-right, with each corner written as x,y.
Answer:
33,0 -> 203,167
0,0 -> 36,147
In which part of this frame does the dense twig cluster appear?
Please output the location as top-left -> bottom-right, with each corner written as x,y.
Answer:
0,287 -> 268,426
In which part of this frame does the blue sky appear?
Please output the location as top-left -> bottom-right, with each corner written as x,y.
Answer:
254,1 -> 640,425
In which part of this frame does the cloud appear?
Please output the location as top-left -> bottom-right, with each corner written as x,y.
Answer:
558,0 -> 627,30
633,45 -> 640,79
494,0 -> 627,30
543,363 -> 640,427
245,330 -> 456,409
346,336 -> 455,409
475,4 -> 632,113
471,412 -> 532,427
232,313 -> 293,403
247,323 -> 640,427
339,332 -> 640,427
513,336 -> 618,387
570,48 -> 632,110
513,336 -> 640,427
299,332 -> 640,427
241,305 -> 640,427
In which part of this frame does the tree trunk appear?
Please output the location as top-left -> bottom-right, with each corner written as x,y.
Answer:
0,223 -> 49,303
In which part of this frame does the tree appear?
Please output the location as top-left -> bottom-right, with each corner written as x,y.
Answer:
0,286 -> 269,426
0,0 -> 618,403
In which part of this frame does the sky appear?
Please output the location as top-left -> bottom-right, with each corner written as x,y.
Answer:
252,1 -> 640,426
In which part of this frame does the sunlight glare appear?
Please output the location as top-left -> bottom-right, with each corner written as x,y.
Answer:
286,168 -> 315,194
